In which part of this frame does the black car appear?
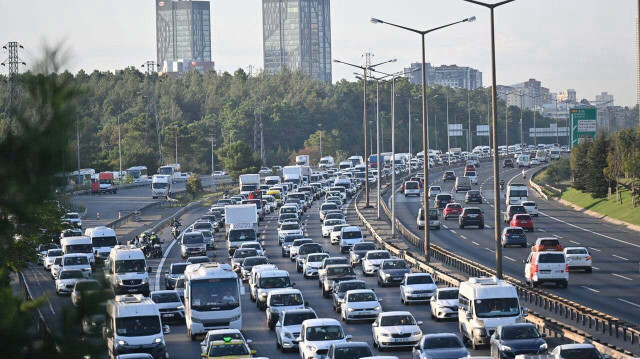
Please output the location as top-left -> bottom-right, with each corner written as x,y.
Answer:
490,323 -> 547,358
434,194 -> 453,209
459,207 -> 484,229
377,259 -> 411,287
164,262 -> 189,289
465,190 -> 483,204
442,171 -> 456,182
503,158 -> 515,168
349,242 -> 378,267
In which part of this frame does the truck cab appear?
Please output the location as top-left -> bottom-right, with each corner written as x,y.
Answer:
98,172 -> 117,194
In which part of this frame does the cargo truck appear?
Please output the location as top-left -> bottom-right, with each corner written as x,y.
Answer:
296,155 -> 310,166
282,166 -> 303,188
225,204 -> 259,255
151,174 -> 172,198
239,174 -> 261,195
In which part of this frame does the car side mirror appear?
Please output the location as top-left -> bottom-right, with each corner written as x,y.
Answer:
541,333 -> 547,338
345,335 -> 352,341
466,312 -> 473,320
103,327 -> 112,338
293,337 -> 302,344
378,298 -> 383,302
522,307 -> 529,317
603,355 -> 612,359
291,282 -> 296,286
163,325 -> 170,334
305,301 -> 309,307
417,321 -> 423,325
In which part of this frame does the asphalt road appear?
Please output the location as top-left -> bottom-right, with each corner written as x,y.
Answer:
386,160 -> 640,326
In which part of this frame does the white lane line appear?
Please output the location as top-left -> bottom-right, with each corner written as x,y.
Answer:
618,298 -> 640,308
581,286 -> 600,293
30,268 -> 57,315
590,247 -> 602,252
442,224 -> 449,229
569,240 -> 580,245
612,273 -> 633,281
592,266 -> 600,270
460,235 -> 467,240
612,254 -> 629,261
484,248 -> 495,253
504,256 -> 516,262
472,241 -> 480,246
554,235 -> 564,239
485,225 -> 491,229
539,209 -> 640,249
450,230 -> 457,234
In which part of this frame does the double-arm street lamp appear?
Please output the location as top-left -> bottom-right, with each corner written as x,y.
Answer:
461,0 -> 516,279
370,15 -> 475,262
334,57 -> 397,208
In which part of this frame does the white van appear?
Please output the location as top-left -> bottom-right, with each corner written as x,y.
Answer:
104,294 -> 169,359
506,184 -> 529,205
525,251 -> 569,288
61,236 -> 94,266
455,177 -> 472,192
458,277 -> 526,350
84,226 -> 117,263
104,245 -> 151,296
517,154 -> 531,168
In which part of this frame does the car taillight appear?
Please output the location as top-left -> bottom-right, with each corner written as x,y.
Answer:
532,264 -> 538,273
565,264 -> 569,272
586,256 -> 591,260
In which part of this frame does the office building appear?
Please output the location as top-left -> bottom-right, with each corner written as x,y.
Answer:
262,0 -> 332,83
156,0 -> 214,74
557,89 -> 577,103
404,62 -> 483,90
595,91 -> 615,106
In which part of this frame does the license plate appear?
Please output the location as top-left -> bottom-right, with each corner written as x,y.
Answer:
392,277 -> 402,281
413,293 -> 427,297
395,338 -> 410,342
468,214 -> 477,218
127,289 -> 137,293
163,313 -> 174,317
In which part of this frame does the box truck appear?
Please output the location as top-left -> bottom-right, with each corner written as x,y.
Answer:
239,174 -> 261,195
295,155 -> 310,166
225,204 -> 259,255
152,174 -> 172,198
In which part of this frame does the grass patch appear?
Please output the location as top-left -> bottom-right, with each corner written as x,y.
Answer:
561,187 -> 640,226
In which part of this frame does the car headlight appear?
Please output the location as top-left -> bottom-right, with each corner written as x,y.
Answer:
412,331 -> 422,336
382,272 -> 390,278
306,345 -> 317,352
499,344 -> 512,352
405,287 -> 413,293
473,328 -> 486,337
540,343 -> 548,350
283,331 -> 294,339
259,292 -> 268,300
116,339 -> 128,347
154,337 -> 163,344
230,314 -> 241,321
177,305 -> 185,310
117,279 -> 124,285
141,277 -> 148,284
379,333 -> 390,337
347,307 -> 355,312
374,306 -> 381,311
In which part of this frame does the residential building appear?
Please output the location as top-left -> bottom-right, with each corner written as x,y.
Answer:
404,62 -> 482,90
595,91 -> 615,106
156,0 -> 214,75
557,89 -> 577,102
510,78 -> 543,110
262,0 -> 332,83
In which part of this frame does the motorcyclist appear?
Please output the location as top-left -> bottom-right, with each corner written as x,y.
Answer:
150,232 -> 160,246
499,178 -> 505,190
170,218 -> 181,228
522,169 -> 527,179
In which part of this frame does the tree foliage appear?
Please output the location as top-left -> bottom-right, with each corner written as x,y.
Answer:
186,173 -> 204,199
216,141 -> 261,179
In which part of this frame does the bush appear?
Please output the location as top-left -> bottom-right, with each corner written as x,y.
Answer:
186,174 -> 204,199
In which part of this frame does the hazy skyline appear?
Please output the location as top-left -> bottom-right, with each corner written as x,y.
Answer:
1,0 -> 637,106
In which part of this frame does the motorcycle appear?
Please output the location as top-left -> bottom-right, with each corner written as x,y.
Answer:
171,226 -> 180,239
144,243 -> 163,259
500,180 -> 505,190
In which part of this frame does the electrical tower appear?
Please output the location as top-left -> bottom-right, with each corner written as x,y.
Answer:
2,42 -> 27,120
141,61 -> 158,75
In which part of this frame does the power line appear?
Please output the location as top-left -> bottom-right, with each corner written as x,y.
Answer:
141,61 -> 158,75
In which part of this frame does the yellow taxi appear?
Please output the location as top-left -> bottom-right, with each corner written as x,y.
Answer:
202,338 -> 256,359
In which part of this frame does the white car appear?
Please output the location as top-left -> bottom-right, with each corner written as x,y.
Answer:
266,288 -> 306,329
303,253 -> 330,278
289,238 -> 314,260
330,224 -> 350,245
322,219 -> 346,238
200,329 -> 251,355
240,241 -> 265,256
429,287 -> 459,321
564,247 -> 593,273
50,257 -> 63,279
43,248 -> 64,269
372,311 -> 423,350
428,186 -> 442,199
55,269 -> 85,295
531,158 -> 541,166
400,273 -> 437,304
341,289 -> 382,323
275,308 -> 318,352
362,250 -> 392,276
60,253 -> 92,278
279,222 -> 304,242
464,171 -> 478,185
522,201 -> 539,217
296,318 -> 352,359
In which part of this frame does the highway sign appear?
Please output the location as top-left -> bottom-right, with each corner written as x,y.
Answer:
476,124 -> 489,137
448,124 -> 463,137
569,107 -> 597,148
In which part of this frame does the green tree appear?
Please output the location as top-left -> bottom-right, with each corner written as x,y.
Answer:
216,141 -> 261,179
570,140 -> 591,191
186,173 -> 204,199
586,133 -> 610,198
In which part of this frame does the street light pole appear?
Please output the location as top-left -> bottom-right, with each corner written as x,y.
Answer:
371,14 -> 475,262
408,97 -> 412,177
391,76 -> 396,238
468,89 -> 472,152
376,80 -> 381,219
318,123 -> 323,159
462,0 -> 516,279
174,125 -> 178,164
446,90 -> 451,165
117,115 -> 122,181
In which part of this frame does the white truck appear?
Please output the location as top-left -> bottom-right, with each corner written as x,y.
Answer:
506,184 -> 529,205
151,174 -> 172,199
239,174 -> 261,195
301,165 -> 312,185
264,176 -> 281,186
318,156 -> 335,168
225,204 -> 259,255
282,166 -> 303,188
296,155 -> 310,166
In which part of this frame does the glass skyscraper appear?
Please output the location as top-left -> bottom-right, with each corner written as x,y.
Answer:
156,0 -> 212,67
262,0 -> 332,83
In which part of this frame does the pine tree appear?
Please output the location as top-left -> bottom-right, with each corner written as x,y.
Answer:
570,140 -> 591,191
586,133 -> 610,198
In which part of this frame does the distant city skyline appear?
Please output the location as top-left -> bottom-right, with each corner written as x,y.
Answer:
0,0 -> 637,106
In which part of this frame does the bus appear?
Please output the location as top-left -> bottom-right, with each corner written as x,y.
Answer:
126,166 -> 148,183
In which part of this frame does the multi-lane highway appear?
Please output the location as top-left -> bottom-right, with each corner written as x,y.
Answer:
386,161 -> 640,326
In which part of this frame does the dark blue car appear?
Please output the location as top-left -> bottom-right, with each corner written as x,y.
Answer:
490,323 -> 547,358
501,227 -> 527,248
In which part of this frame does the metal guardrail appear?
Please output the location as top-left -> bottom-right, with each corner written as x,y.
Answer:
18,272 -> 56,351
354,172 -> 639,359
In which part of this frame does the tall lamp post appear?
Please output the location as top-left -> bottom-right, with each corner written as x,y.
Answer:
334,57 -> 397,208
371,15 -> 476,262
318,123 -> 323,159
461,0 -> 516,279
209,135 -> 216,174
174,125 -> 178,164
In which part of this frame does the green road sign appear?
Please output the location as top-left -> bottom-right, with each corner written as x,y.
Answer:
569,107 -> 597,148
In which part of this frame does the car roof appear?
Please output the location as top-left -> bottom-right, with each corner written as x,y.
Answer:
303,318 -> 341,327
379,311 -> 413,317
556,344 -> 597,350
345,289 -> 374,295
268,288 -> 301,295
330,341 -> 370,348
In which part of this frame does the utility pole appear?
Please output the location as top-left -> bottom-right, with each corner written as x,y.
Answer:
260,113 -> 265,165
446,90 -> 451,165
2,42 -> 26,128
76,114 -> 81,177
210,135 -> 215,174
408,97 -> 412,177
117,115 -> 122,181
318,123 -> 323,159
174,125 -> 178,164
141,61 -> 157,75
468,89 -> 472,152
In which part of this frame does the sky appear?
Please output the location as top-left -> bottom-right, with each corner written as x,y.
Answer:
1,0 -> 638,106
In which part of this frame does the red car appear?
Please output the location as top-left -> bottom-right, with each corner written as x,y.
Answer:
465,164 -> 476,172
443,203 -> 464,219
510,214 -> 534,232
531,238 -> 564,252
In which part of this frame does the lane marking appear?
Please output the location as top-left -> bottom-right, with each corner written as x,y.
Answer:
472,241 -> 480,246
618,298 -> 640,308
581,286 -> 600,293
450,230 -> 457,234
591,266 -> 600,270
590,247 -> 602,252
442,224 -> 448,229
612,273 -> 633,281
612,254 -> 629,261
460,235 -> 467,240
539,229 -> 546,232
484,248 -> 495,253
569,240 -> 580,245
504,256 -> 516,262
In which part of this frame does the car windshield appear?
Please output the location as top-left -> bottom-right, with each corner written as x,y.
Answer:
75,280 -> 101,291
339,282 -> 367,293
115,259 -> 146,273
194,223 -> 210,230
380,315 -> 416,326
208,343 -> 249,357
228,229 -> 256,242
540,240 -> 560,246
509,190 -> 528,197
324,259 -> 348,267
342,230 -> 362,239
200,230 -> 212,238
407,275 -> 434,285
64,256 -> 88,266
566,248 -> 588,255
244,257 -> 268,266
325,220 -> 342,226
464,208 -> 482,215
382,260 -> 407,269
502,325 -> 540,340
539,253 -> 565,263
474,297 -> 520,318
284,312 -> 317,326
234,249 -> 257,259
405,182 -> 419,189
299,245 -> 322,255
65,213 -> 80,219
115,316 -> 161,337
422,336 -> 463,349
447,204 -> 462,209
282,224 -> 300,230
438,290 -> 459,300
283,235 -> 303,244
322,204 -> 338,211
347,292 -> 376,302
270,293 -> 303,306
560,348 -> 603,359
506,228 -> 525,235
305,325 -> 344,341
66,244 -> 92,254
59,270 -> 84,279
334,346 -> 373,359
326,214 -> 343,220
92,236 -> 117,248
183,234 -> 204,244
190,278 -> 239,310
292,239 -> 313,247
333,226 -> 348,233
47,250 -> 63,257
431,187 -> 441,192
353,243 -> 376,251
152,292 -> 181,304
367,252 -> 391,260
260,276 -> 291,289
437,195 -> 452,201
327,266 -> 355,276
515,215 -> 532,221
207,332 -> 244,342
523,202 -> 535,207
308,254 -> 328,262
280,214 -> 297,221
468,191 -> 480,196
171,263 -> 188,274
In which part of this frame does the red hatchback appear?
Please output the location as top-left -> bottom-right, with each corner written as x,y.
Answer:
531,238 -> 564,252
465,164 -> 476,172
443,203 -> 464,219
510,214 -> 534,232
